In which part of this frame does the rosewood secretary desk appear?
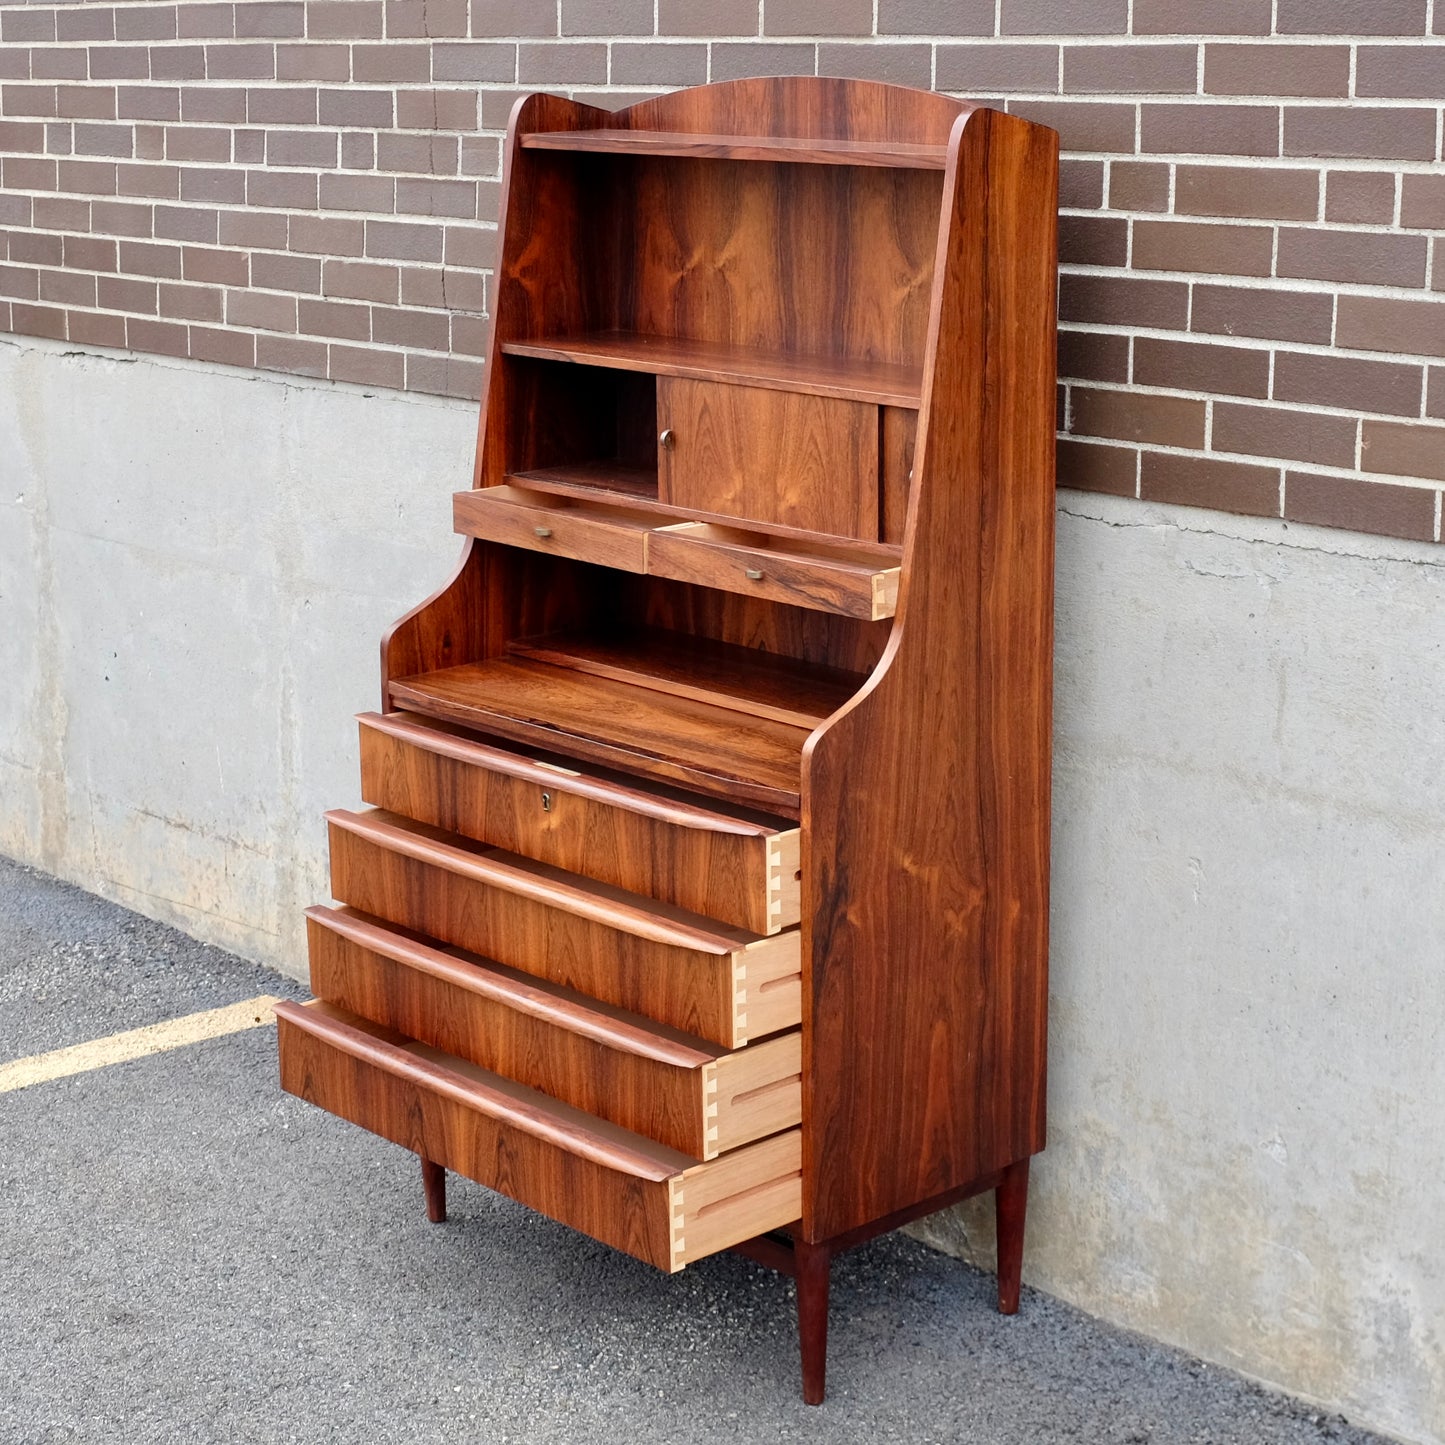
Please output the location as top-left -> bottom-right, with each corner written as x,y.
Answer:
276,76 -> 1058,1404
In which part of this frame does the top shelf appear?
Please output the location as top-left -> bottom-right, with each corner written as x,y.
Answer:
519,128 -> 950,171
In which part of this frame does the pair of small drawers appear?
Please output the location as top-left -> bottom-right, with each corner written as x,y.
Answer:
275,709 -> 805,1272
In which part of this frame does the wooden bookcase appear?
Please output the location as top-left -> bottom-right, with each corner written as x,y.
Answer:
275,77 -> 1059,1404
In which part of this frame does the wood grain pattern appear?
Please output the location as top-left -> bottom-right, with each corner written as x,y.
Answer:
502,332 -> 922,408
389,655 -> 810,816
452,485 -> 657,573
305,906 -> 801,1158
658,378 -> 879,539
506,629 -> 860,729
648,524 -> 899,621
325,808 -> 801,1047
519,128 -> 950,170
801,106 -> 1058,1240
276,1000 -> 801,1272
357,710 -> 800,934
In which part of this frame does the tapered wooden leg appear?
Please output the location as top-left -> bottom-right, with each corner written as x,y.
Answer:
421,1156 -> 447,1224
995,1158 -> 1029,1315
795,1237 -> 831,1405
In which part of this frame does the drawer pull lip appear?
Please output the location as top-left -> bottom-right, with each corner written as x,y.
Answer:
534,525 -> 553,538
744,568 -> 764,580
659,427 -> 675,450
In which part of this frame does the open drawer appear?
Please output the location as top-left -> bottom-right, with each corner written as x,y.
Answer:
451,484 -> 657,572
276,999 -> 802,1273
325,808 -> 800,1048
649,522 -> 900,620
307,905 -> 802,1159
357,710 -> 800,935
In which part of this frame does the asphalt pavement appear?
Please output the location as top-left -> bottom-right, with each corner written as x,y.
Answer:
0,855 -> 1391,1444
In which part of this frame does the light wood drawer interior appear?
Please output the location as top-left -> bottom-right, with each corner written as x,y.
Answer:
276,1000 -> 802,1272
307,905 -> 801,1159
358,710 -> 800,935
326,807 -> 801,1048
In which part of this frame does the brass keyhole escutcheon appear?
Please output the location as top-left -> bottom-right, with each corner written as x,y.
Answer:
659,428 -> 675,450
541,790 -> 553,812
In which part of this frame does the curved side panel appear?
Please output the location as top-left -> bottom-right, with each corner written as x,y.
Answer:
800,108 -> 1060,1242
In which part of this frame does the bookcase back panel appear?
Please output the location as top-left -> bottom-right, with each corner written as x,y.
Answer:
605,158 -> 943,372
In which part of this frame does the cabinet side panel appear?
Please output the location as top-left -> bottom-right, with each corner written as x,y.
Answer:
801,110 -> 1058,1242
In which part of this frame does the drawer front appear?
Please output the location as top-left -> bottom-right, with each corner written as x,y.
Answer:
276,1000 -> 803,1273
657,377 -> 879,540
307,906 -> 802,1158
452,485 -> 654,572
326,809 -> 801,1048
358,711 -> 800,935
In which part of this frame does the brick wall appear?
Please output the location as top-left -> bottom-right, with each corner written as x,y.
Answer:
1,1 -> 1442,542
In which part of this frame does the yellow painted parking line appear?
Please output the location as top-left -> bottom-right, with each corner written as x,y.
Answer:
0,995 -> 282,1095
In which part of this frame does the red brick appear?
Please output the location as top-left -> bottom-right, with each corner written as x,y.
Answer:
127,314 -> 188,355
609,42 -> 710,87
191,325 -> 257,366
53,159 -> 114,195
1191,284 -> 1333,346
396,177 -> 476,219
1277,0 -> 1426,35
320,173 -> 396,212
1277,228 -> 1427,289
251,251 -> 321,292
1324,171 -> 1396,226
1273,351 -> 1423,418
1401,175 -> 1445,229
377,132 -> 459,174
177,3 -> 235,38
119,238 -> 183,277
386,0 -> 469,37
151,45 -> 206,80
353,42 -> 433,81
33,197 -> 90,230
1427,368 -> 1445,421
181,86 -> 246,121
117,162 -> 180,198
118,84 -> 182,121
1059,215 -> 1127,267
98,274 -> 158,310
290,214 -> 365,255
205,44 -> 276,80
406,352 -> 485,399
1336,296 -> 1445,360
1139,336 -> 1271,398
64,235 -> 119,271
394,88 -> 477,129
180,166 -> 246,203
331,342 -> 405,387
318,87 -> 393,125
1285,472 -> 1435,542
474,0 -> 558,34
2,156 -> 58,190
89,46 -> 151,80
32,48 -> 89,81
1141,104 -> 1278,157
1060,273 -> 1187,329
233,128 -> 265,162
1133,220 -> 1273,277
307,1 -> 384,38
277,43 -> 350,81
256,333 -> 327,376
246,169 -> 317,208
1283,107 -> 1436,163
1107,160 -> 1168,212
248,86 -> 319,123
2,10 -> 57,42
12,301 -> 69,339
371,303 -> 448,349
116,6 -> 179,41
517,42 -> 607,84
218,207 -> 288,248
0,121 -> 47,153
450,313 -> 488,354
236,2 -> 305,37
266,128 -> 337,167
1211,402 -> 1357,468
298,296 -> 370,341
323,259 -> 399,302
159,279 -> 222,320
1006,100 -> 1135,154
1359,420 -> 1445,483
56,85 -> 118,119
68,309 -> 128,346
226,288 -> 296,330
4,85 -> 59,118
59,10 -> 117,42
341,131 -> 377,168
1072,387 -> 1206,447
366,218 -> 444,262
9,232 -> 63,266
1001,0 -> 1125,32
182,244 -> 248,284
1175,165 -> 1318,222
1058,329 -> 1129,383
1063,44 -> 1197,93
92,199 -> 154,237
163,125 -> 231,162
1056,438 -> 1137,496
0,265 -> 41,301
1140,450 -> 1279,517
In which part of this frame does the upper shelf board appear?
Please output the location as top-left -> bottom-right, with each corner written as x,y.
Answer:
502,332 -> 923,410
518,128 -> 950,171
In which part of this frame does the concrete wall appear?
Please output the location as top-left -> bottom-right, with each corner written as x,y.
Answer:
3,334 -> 1442,1445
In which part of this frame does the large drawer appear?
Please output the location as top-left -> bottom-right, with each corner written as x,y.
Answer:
307,905 -> 801,1159
325,808 -> 800,1049
357,711 -> 800,935
276,1000 -> 802,1273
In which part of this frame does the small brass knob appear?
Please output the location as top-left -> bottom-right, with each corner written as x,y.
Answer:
659,428 -> 675,450
744,568 -> 764,581
534,526 -> 553,538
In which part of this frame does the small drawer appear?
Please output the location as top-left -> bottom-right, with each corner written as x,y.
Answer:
307,905 -> 802,1159
326,808 -> 800,1049
276,1000 -> 802,1273
649,522 -> 900,621
358,710 -> 800,935
452,484 -> 656,572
